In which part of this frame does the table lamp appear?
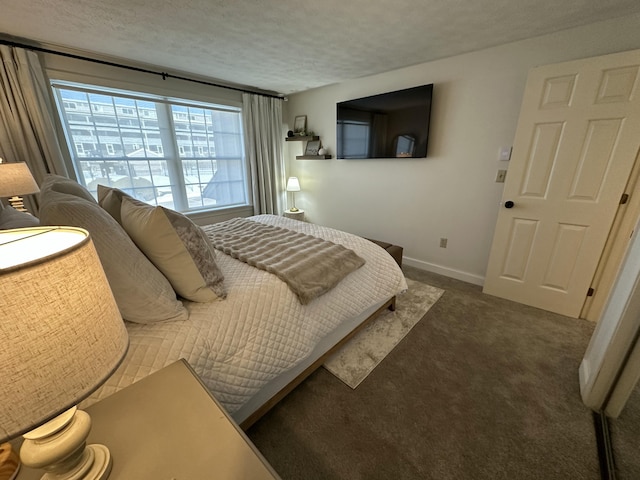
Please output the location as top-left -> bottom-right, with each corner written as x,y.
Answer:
286,177 -> 301,212
0,161 -> 40,212
0,226 -> 129,480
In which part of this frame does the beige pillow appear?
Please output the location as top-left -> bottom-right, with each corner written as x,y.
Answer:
39,175 -> 188,324
120,197 -> 226,302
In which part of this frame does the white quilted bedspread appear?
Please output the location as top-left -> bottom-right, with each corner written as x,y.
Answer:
84,215 -> 407,415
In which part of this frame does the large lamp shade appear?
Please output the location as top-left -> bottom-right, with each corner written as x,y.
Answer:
0,226 -> 128,479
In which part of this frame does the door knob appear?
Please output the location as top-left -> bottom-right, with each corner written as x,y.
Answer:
504,201 -> 515,209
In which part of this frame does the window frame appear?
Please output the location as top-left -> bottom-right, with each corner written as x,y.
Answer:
49,79 -> 251,215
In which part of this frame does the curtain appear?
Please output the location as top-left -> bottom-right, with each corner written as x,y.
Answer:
0,46 -> 70,212
242,93 -> 285,215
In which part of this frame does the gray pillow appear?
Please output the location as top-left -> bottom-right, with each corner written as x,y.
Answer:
43,174 -> 97,203
39,176 -> 188,324
0,207 -> 40,229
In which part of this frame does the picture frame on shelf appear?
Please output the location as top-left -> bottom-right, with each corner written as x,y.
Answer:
304,140 -> 321,156
293,115 -> 307,134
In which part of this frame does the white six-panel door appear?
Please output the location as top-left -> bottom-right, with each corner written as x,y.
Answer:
483,49 -> 640,318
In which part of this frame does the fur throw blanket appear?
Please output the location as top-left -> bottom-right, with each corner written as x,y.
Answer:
204,218 -> 365,304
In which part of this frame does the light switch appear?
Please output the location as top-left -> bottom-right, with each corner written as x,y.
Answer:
499,147 -> 512,161
495,170 -> 507,183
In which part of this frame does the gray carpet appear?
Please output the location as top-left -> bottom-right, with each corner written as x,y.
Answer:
247,265 -> 600,480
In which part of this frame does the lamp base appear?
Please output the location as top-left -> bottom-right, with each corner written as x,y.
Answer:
40,445 -> 111,480
7,196 -> 27,213
20,407 -> 112,480
289,206 -> 299,212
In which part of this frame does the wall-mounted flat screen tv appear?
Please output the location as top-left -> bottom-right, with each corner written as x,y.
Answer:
336,84 -> 433,159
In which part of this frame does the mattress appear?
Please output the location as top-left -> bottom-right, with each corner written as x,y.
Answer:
84,215 -> 407,419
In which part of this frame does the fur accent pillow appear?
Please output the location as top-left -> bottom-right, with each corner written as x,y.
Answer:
120,196 -> 226,302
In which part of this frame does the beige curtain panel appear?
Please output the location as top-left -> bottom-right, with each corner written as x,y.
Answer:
242,93 -> 285,216
0,46 -> 70,213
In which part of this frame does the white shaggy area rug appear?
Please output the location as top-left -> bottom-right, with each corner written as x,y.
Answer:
323,278 -> 444,388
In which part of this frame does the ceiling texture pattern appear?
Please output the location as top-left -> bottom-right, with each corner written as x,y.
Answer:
1,0 -> 640,95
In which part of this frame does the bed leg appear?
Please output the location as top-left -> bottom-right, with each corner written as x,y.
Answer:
388,296 -> 396,312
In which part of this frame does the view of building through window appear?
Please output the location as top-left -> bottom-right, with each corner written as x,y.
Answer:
51,83 -> 248,212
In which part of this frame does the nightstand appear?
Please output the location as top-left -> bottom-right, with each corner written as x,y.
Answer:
283,209 -> 305,221
15,360 -> 280,480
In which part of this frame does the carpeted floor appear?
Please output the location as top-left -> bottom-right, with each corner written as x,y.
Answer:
247,265 -> 602,480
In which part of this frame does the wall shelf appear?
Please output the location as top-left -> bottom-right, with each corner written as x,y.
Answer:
285,136 -> 319,142
286,134 -> 330,159
296,154 -> 332,160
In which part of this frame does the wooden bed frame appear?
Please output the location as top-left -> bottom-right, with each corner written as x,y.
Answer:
239,295 -> 396,430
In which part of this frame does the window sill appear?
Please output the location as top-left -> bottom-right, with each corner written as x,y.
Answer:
187,205 -> 254,226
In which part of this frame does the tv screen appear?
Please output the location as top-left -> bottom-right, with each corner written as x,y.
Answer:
336,84 -> 433,159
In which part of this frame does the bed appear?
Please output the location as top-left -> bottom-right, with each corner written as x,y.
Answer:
31,175 -> 408,428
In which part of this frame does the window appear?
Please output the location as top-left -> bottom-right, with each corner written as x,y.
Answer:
51,82 -> 248,212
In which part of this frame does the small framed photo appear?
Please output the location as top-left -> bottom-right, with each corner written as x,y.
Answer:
293,115 -> 307,134
305,140 -> 321,156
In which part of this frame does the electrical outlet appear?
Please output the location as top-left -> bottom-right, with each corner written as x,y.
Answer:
440,238 -> 448,248
495,169 -> 507,183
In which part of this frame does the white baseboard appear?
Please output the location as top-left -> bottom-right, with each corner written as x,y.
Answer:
403,256 -> 485,286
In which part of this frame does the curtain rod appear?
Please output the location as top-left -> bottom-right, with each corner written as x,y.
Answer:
0,38 -> 285,100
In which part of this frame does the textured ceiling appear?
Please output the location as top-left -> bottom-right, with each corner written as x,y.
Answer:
1,0 -> 640,95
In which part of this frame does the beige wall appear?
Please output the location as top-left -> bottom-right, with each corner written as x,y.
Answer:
283,14 -> 640,285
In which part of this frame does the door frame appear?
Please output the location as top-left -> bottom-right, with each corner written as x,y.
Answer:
582,147 -> 640,322
579,211 -> 640,413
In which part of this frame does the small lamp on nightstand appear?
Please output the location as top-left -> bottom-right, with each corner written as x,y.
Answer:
0,161 -> 40,212
0,226 -> 129,480
286,177 -> 301,212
